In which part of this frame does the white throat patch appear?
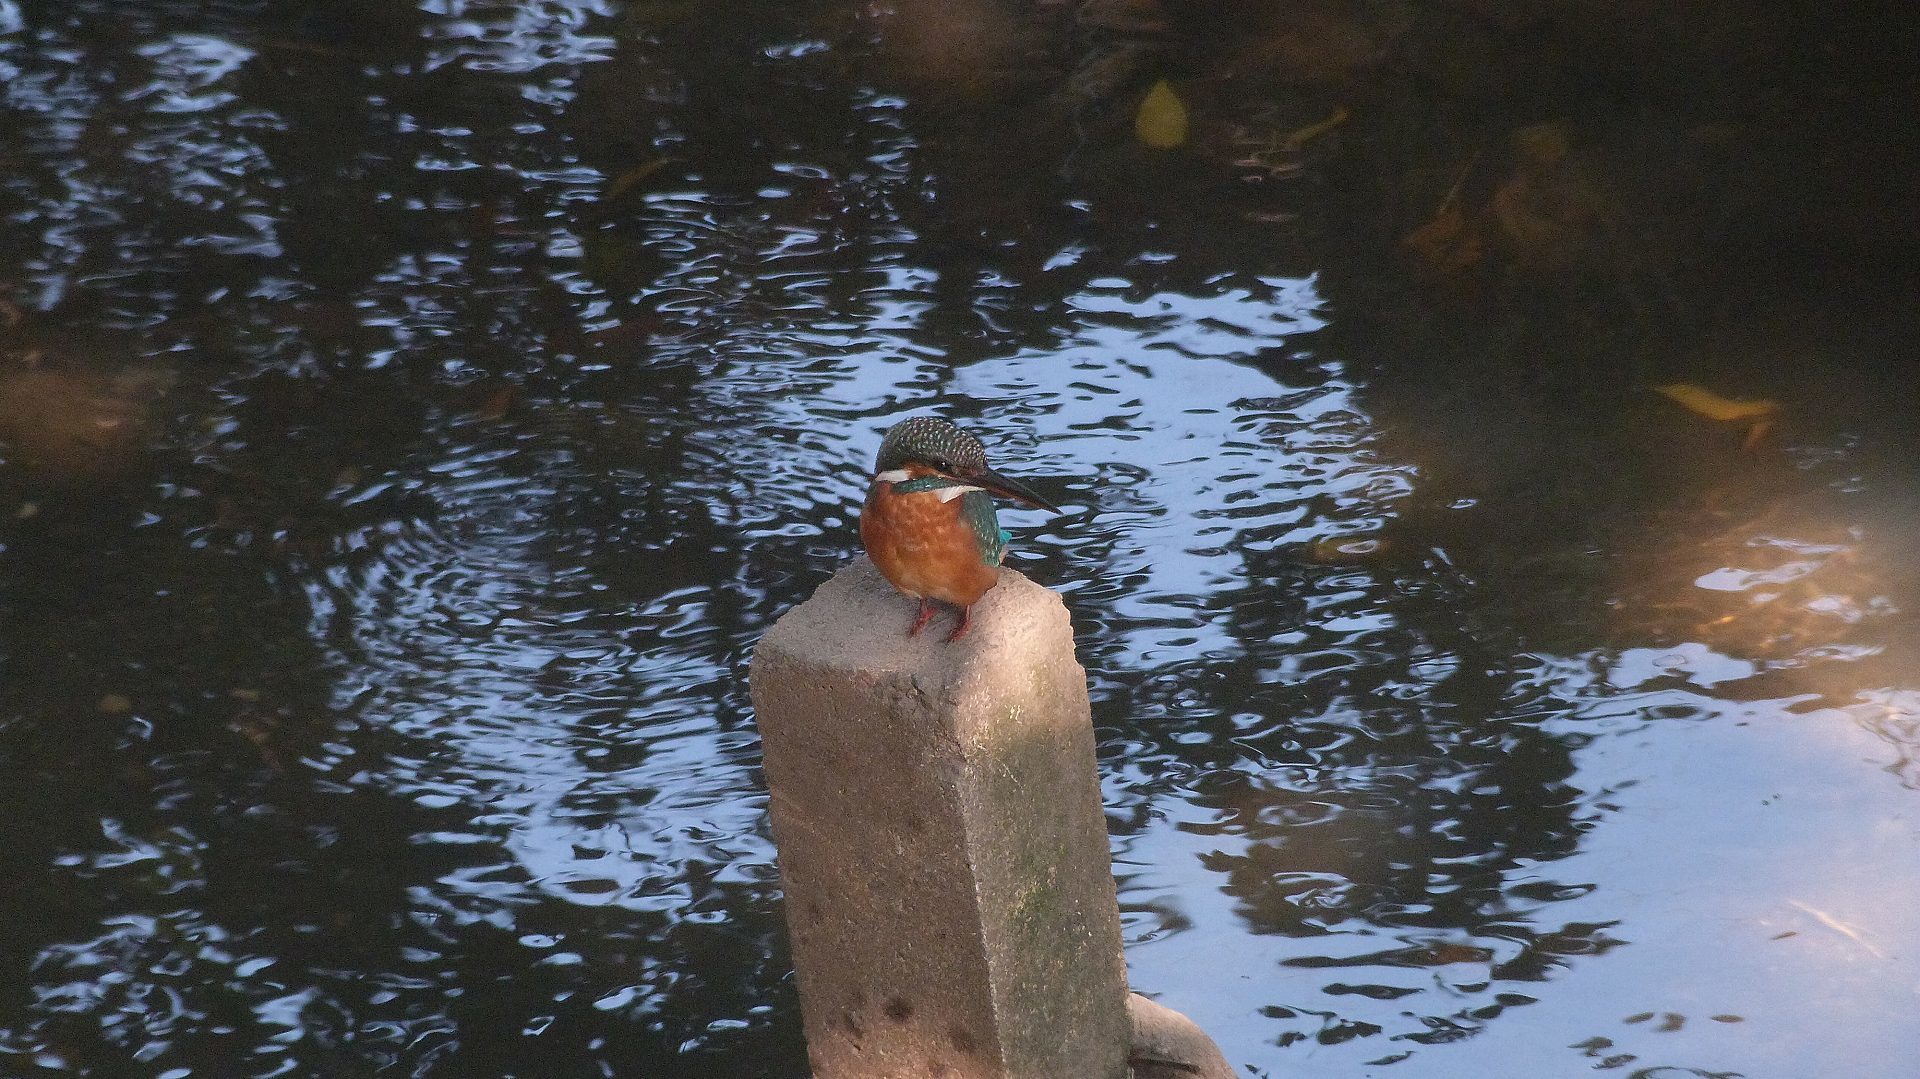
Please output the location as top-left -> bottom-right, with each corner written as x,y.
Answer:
873,469 -> 982,503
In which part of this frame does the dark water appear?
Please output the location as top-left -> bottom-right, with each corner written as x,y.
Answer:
2,2 -> 1916,1077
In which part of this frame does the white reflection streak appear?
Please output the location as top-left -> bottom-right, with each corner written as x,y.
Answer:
1786,899 -> 1888,960
420,0 -> 619,77
959,278 -> 1412,655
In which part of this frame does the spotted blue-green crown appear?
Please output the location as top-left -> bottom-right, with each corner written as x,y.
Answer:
873,416 -> 1013,566
875,416 -> 987,474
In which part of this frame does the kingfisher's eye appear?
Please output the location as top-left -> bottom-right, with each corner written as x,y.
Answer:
932,457 -> 952,472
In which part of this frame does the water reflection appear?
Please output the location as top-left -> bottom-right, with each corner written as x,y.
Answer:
2,2 -> 1918,1077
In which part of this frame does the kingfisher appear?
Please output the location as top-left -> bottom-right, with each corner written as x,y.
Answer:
860,416 -> 1061,642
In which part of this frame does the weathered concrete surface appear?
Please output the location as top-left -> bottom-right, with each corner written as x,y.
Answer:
1127,994 -> 1234,1079
750,557 -> 1129,1079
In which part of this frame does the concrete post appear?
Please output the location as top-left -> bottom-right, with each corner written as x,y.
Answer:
750,557 -> 1131,1079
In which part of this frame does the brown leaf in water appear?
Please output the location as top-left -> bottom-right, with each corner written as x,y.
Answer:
478,385 -> 516,421
603,157 -> 676,203
0,367 -> 155,482
1402,203 -> 1483,275
1078,0 -> 1170,35
1511,121 -> 1572,168
1490,172 -> 1544,248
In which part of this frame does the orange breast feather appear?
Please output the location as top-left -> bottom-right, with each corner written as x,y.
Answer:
861,482 -> 1000,608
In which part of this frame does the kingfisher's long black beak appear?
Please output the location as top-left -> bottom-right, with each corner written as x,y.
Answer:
969,467 -> 1061,514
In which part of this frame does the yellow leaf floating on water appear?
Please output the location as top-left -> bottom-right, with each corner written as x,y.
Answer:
1135,79 -> 1188,149
1654,383 -> 1779,422
1284,105 -> 1350,151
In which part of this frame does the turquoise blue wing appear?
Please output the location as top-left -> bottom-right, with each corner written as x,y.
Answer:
961,490 -> 1006,566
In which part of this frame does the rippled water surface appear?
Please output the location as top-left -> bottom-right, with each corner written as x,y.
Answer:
3,2 -> 1917,1077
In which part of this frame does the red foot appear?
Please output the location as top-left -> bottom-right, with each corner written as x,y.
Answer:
944,605 -> 973,643
908,597 -> 935,638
